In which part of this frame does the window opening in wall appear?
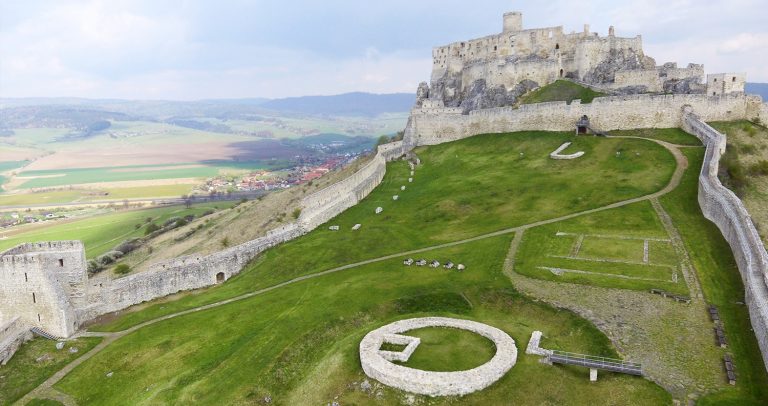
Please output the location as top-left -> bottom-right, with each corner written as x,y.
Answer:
732,77 -> 736,82
32,292 -> 36,303
216,272 -> 225,283
58,258 -> 64,267
38,314 -> 41,322
555,43 -> 560,50
713,92 -> 717,96
714,78 -> 717,82
25,272 -> 28,282
560,69 -> 564,78
494,45 -> 497,51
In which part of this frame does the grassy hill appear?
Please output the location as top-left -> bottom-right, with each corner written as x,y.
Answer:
7,128 -> 767,405
519,80 -> 605,105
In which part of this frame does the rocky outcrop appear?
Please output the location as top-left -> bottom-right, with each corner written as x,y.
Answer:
583,48 -> 656,84
459,79 -> 538,114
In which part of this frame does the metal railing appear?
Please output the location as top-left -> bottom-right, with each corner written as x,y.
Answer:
548,350 -> 643,375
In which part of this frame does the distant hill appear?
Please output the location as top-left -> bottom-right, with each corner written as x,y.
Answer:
260,92 -> 414,116
1,92 -> 415,119
746,83 -> 768,100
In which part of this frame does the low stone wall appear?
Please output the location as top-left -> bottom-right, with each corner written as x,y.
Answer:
359,317 -> 517,397
78,223 -> 304,321
407,94 -> 752,146
682,109 -> 768,373
298,141 -> 408,230
0,316 -> 32,365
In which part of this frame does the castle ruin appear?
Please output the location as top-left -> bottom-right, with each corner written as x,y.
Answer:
1,10 -> 767,375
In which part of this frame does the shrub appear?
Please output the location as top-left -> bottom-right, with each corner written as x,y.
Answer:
201,209 -> 215,216
87,259 -> 103,274
114,238 -> 141,255
114,264 -> 131,275
292,208 -> 302,219
144,223 -> 161,235
221,237 -> 230,248
163,217 -> 181,227
97,251 -> 124,266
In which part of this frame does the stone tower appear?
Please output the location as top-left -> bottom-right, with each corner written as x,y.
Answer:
0,241 -> 87,337
503,11 -> 523,32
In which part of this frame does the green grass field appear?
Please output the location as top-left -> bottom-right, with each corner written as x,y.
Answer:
0,202 -> 222,258
91,131 -> 676,331
516,201 -> 689,295
0,337 -> 101,405
394,327 -> 496,371
520,80 -> 605,105
55,236 -> 671,405
7,128 -> 767,405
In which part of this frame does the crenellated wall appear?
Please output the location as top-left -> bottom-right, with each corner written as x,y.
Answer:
682,110 -> 768,372
406,94 -> 752,146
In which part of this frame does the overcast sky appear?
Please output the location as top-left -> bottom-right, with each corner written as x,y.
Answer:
1,0 -> 766,100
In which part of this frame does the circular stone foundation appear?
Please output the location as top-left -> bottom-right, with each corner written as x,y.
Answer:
359,317 -> 517,397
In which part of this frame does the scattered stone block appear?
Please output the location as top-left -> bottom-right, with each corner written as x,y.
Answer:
375,207 -> 383,214
401,186 -> 406,191
457,264 -> 466,271
403,258 -> 414,266
393,195 -> 399,200
408,178 -> 413,183
328,225 -> 340,231
55,342 -> 65,350
69,347 -> 79,353
352,224 -> 361,230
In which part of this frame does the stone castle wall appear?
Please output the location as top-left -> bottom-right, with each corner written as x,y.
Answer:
682,111 -> 768,372
298,141 -> 408,230
0,316 -> 31,365
0,241 -> 87,337
407,94 -> 751,146
77,222 -> 305,322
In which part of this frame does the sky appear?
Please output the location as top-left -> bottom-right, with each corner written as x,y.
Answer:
1,0 -> 767,100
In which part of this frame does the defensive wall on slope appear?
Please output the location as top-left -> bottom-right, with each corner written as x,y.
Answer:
682,110 -> 768,372
406,93 -> 761,146
298,141 -> 408,230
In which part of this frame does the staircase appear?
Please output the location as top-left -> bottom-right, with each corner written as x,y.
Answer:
31,327 -> 62,341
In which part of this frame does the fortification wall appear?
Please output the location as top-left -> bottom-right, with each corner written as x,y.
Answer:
298,141 -> 407,230
0,241 -> 85,337
78,223 -> 304,321
682,110 -> 768,372
0,316 -> 32,365
407,94 -> 750,145
613,69 -> 662,92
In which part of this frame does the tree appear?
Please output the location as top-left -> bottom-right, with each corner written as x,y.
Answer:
181,194 -> 192,208
376,135 -> 391,146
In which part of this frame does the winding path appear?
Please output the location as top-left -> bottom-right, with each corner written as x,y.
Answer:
15,137 -> 696,406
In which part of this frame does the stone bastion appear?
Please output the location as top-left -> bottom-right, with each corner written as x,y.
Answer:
359,317 -> 517,397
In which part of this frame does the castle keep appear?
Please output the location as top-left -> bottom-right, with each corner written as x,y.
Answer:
421,12 -> 742,113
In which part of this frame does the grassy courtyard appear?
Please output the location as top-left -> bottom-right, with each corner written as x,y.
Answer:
515,201 -> 689,295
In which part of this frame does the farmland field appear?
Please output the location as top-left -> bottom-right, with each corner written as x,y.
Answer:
0,202 -> 222,258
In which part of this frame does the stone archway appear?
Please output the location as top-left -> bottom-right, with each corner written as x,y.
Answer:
215,272 -> 225,283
